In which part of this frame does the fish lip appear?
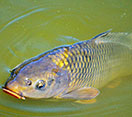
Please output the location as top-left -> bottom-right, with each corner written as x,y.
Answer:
2,87 -> 26,100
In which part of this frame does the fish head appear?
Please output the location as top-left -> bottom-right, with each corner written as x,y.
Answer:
3,57 -> 70,99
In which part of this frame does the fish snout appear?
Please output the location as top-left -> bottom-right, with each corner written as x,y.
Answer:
3,80 -> 25,100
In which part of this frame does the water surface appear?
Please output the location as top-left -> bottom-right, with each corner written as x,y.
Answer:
0,0 -> 132,116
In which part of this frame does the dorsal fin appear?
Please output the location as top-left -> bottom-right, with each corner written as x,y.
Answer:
95,32 -> 132,49
91,29 -> 112,41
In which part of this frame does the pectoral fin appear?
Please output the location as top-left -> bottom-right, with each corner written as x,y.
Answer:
61,87 -> 100,100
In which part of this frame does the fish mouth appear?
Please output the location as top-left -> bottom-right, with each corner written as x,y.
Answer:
2,87 -> 26,100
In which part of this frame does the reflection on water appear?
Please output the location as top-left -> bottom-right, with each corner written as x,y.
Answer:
0,0 -> 132,116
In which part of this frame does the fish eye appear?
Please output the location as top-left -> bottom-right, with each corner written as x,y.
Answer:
25,78 -> 32,86
36,80 -> 46,89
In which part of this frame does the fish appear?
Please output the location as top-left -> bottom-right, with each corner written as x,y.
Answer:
2,30 -> 132,100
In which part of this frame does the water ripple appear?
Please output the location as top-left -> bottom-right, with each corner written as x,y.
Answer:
0,1 -> 132,116
0,7 -> 48,33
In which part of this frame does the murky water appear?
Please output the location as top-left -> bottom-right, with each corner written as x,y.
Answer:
0,0 -> 132,116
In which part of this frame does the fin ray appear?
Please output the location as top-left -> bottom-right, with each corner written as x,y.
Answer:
61,87 -> 100,100
95,32 -> 132,49
91,29 -> 112,40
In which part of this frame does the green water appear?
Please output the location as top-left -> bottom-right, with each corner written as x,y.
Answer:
0,0 -> 132,116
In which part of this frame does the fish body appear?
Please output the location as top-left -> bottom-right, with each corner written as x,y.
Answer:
3,31 -> 132,100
